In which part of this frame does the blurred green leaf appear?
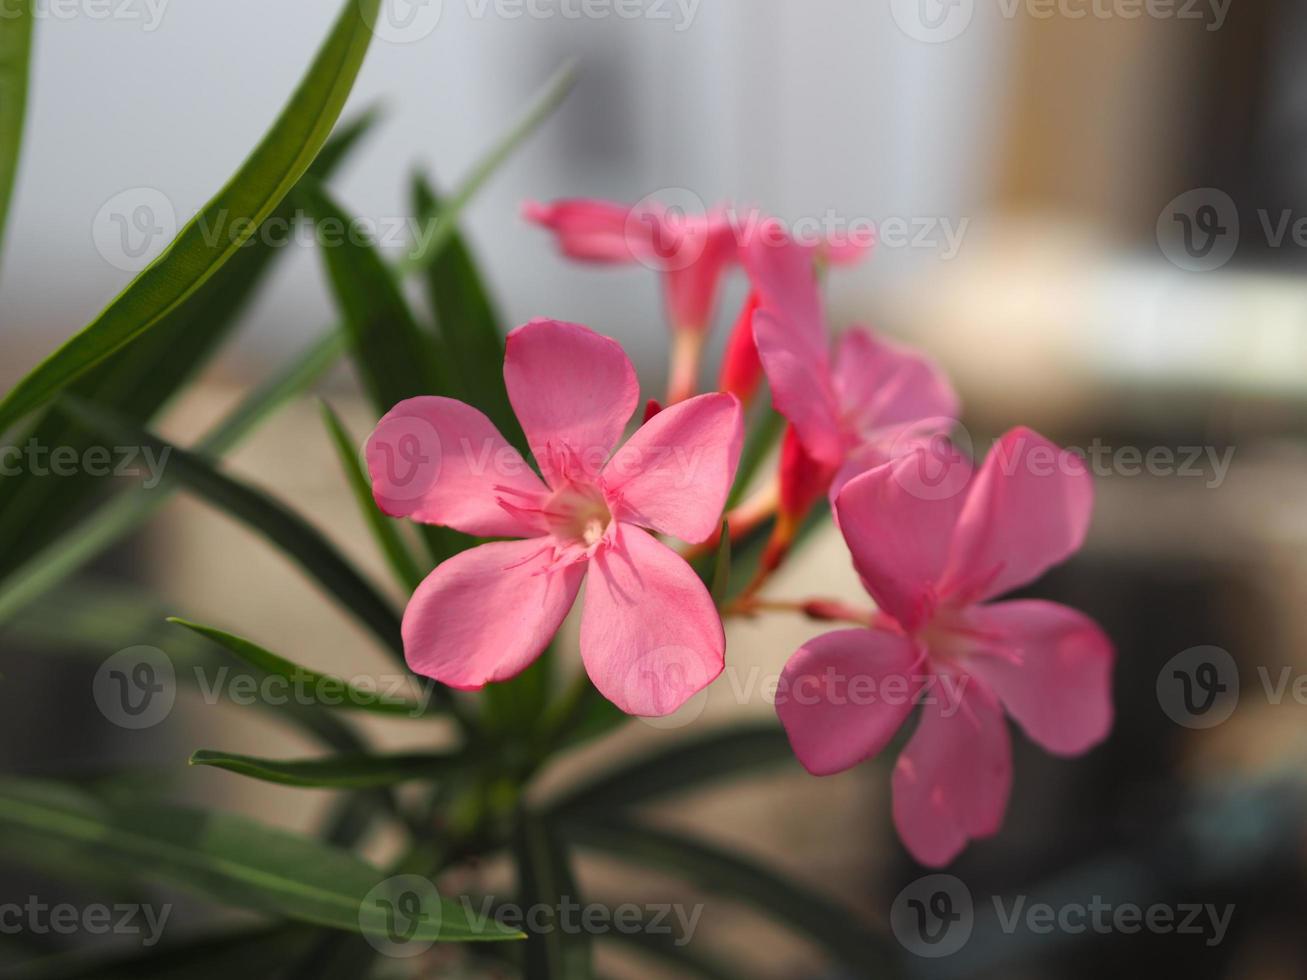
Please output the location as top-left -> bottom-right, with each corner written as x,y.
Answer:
319,401 -> 424,592
0,0 -> 382,435
724,404 -> 782,510
167,618 -> 435,717
0,0 -> 33,270
189,749 -> 462,789
0,778 -> 522,942
514,809 -> 592,979
546,724 -> 795,818
709,520 -> 731,606
562,816 -> 894,975
484,652 -> 554,740
599,910 -> 736,980
411,174 -> 523,450
0,331 -> 346,627
296,179 -> 448,410
56,398 -> 404,660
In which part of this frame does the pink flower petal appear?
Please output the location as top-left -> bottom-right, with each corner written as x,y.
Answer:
403,539 -> 585,690
776,628 -> 921,776
942,427 -> 1094,604
892,676 -> 1012,867
366,396 -> 549,538
754,309 -> 842,467
662,216 -> 740,332
832,328 -> 959,435
960,600 -> 1114,756
523,198 -> 638,263
503,319 -> 640,487
834,451 -> 972,633
604,392 -> 743,543
744,234 -> 828,361
580,523 -> 724,716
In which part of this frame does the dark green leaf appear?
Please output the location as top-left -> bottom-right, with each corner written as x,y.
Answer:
56,398 -> 404,660
189,749 -> 461,789
320,401 -> 424,592
0,0 -> 383,435
296,179 -> 447,410
168,618 -> 433,717
546,724 -> 795,818
709,520 -> 731,607
561,816 -> 894,974
412,174 -> 522,449
514,809 -> 592,978
0,778 -> 522,943
0,0 -> 34,270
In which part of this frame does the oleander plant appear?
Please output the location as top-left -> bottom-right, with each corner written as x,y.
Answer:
0,2 -> 1115,977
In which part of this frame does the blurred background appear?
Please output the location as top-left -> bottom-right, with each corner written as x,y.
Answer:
4,0 -> 1307,977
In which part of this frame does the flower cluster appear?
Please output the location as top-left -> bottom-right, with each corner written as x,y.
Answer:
366,197 -> 1114,867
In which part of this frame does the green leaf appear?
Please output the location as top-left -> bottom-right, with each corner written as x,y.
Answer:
0,0 -> 34,270
0,0 -> 382,437
561,816 -> 894,974
546,724 -> 795,818
598,912 -> 736,980
483,652 -> 554,740
0,108 -> 378,585
0,778 -> 522,943
168,617 -> 434,717
0,331 -> 346,627
296,179 -> 448,410
412,174 -> 522,450
709,520 -> 731,607
514,809 -> 593,978
320,401 -> 424,592
56,398 -> 404,659
725,404 -> 782,510
189,749 -> 462,789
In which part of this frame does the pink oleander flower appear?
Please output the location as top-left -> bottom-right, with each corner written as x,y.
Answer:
746,233 -> 959,511
366,318 -> 743,717
524,198 -> 739,336
775,428 -> 1114,866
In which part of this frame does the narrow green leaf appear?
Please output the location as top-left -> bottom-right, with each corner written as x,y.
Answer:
0,778 -> 522,943
0,0 -> 34,269
546,724 -> 795,818
168,618 -> 433,717
514,809 -> 593,978
296,179 -> 448,410
190,749 -> 461,789
320,401 -> 424,592
561,816 -> 894,974
0,332 -> 346,627
411,174 -> 523,449
0,0 -> 382,436
397,60 -> 578,276
483,652 -> 554,740
56,398 -> 404,659
709,520 -> 731,607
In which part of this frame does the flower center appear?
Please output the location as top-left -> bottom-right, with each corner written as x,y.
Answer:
546,483 -> 613,548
